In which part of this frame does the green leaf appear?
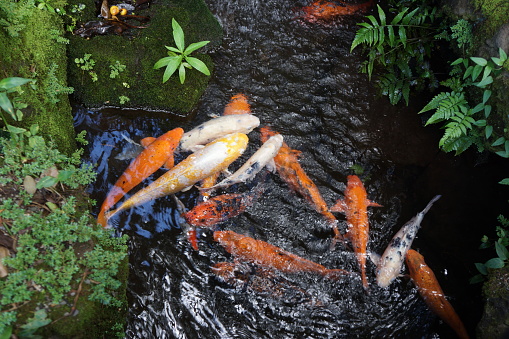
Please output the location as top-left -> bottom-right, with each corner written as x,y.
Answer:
6,125 -> 26,134
172,18 -> 185,52
471,64 -> 483,81
450,58 -> 463,66
463,65 -> 473,80
485,125 -> 493,139
377,5 -> 386,25
469,274 -> 485,284
36,176 -> 58,189
484,105 -> 492,118
475,75 -> 493,87
495,241 -> 509,260
0,77 -> 32,91
398,26 -> 407,48
492,137 -> 505,147
162,56 -> 182,83
153,56 -> 173,69
473,119 -> 486,126
178,63 -> 186,84
499,178 -> 509,185
470,57 -> 487,66
499,47 -> 508,62
57,170 -> 74,181
485,257 -> 505,269
483,90 -> 492,104
491,56 -> 503,66
472,102 -> 484,113
185,57 -> 210,75
475,262 -> 487,275
184,41 -> 210,56
165,46 -> 181,54
0,326 -> 12,339
0,91 -> 14,116
387,25 -> 395,47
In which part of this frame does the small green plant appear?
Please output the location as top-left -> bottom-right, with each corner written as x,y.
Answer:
45,63 -> 74,104
154,18 -> 210,84
109,61 -> 127,79
75,54 -> 98,82
118,95 -> 130,104
419,48 -> 508,155
0,77 -> 32,123
350,2 -> 444,105
471,211 -> 509,284
450,19 -> 473,52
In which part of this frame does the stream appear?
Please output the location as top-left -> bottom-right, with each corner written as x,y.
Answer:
74,0 -> 509,337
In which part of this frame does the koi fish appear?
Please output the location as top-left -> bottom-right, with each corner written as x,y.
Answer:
212,261 -> 323,305
97,127 -> 184,227
184,190 -> 259,227
376,195 -> 441,288
330,175 -> 382,290
106,133 -> 249,221
199,94 -> 252,200
405,249 -> 470,339
140,136 -> 176,168
214,230 -> 350,280
205,134 -> 283,191
260,126 -> 343,244
223,93 -> 251,116
179,114 -> 260,152
300,0 -> 374,23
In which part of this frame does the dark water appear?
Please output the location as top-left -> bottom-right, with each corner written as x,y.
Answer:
74,0 -> 509,338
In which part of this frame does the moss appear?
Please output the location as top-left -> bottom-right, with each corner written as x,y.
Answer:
473,0 -> 509,37
0,3 -> 77,156
477,265 -> 509,338
66,0 -> 222,115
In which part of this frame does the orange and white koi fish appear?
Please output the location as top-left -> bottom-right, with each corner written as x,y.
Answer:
199,94 -> 252,200
260,126 -> 343,244
97,128 -> 184,227
179,114 -> 259,152
330,175 -> 382,290
406,249 -> 470,339
223,93 -> 251,116
214,230 -> 350,280
184,191 -> 258,227
106,133 -> 249,221
212,261 -> 323,305
376,195 -> 441,288
300,0 -> 374,23
205,134 -> 283,191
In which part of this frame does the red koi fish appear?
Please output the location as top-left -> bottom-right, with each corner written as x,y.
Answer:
301,0 -> 374,23
200,93 -> 252,200
214,230 -> 350,280
260,126 -> 343,243
405,249 -> 470,339
330,175 -> 382,290
97,127 -> 183,227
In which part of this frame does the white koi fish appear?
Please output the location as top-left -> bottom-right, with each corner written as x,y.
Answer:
203,134 -> 284,191
179,114 -> 260,152
106,133 -> 249,221
376,195 -> 441,288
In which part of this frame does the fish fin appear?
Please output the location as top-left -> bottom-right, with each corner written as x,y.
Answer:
222,168 -> 232,176
324,269 -> 351,281
140,136 -> 156,148
189,145 -> 205,152
330,199 -> 347,213
266,159 -> 277,173
368,252 -> 381,266
208,113 -> 221,118
291,149 -> 302,158
368,200 -> 383,207
181,185 -> 193,192
187,228 -> 199,251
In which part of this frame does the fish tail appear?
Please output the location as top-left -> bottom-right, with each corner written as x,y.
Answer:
97,210 -> 108,228
421,195 -> 441,215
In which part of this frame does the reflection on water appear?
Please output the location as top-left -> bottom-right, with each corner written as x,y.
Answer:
74,0 -> 509,337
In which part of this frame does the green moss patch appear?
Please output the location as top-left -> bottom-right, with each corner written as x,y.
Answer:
66,0 -> 222,115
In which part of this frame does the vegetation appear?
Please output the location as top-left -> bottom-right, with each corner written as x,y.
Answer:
154,18 -> 211,84
0,77 -> 128,337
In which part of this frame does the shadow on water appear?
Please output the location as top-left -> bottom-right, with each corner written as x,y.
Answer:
74,0 -> 509,337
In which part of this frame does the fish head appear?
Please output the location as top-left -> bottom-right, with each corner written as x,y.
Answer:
346,175 -> 364,189
223,93 -> 251,115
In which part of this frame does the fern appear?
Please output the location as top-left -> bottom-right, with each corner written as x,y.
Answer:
420,92 -> 467,125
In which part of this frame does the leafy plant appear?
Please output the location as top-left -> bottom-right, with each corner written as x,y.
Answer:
118,95 -> 130,105
154,18 -> 210,84
45,63 -> 74,104
0,77 -> 32,124
471,212 -> 509,284
109,61 -> 126,79
350,3 -> 444,105
74,54 -> 98,82
419,48 -> 508,155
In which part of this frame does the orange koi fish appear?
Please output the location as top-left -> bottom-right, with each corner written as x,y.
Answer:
140,136 -> 177,169
405,249 -> 470,339
214,230 -> 350,280
223,93 -> 251,116
260,126 -> 343,243
106,133 -> 249,221
199,94 -> 252,200
330,175 -> 382,290
97,127 -> 184,227
212,261 -> 323,305
301,0 -> 374,23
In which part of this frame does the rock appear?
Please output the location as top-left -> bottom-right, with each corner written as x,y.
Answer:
477,265 -> 509,338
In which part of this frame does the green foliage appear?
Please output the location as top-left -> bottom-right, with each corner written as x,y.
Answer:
0,0 -> 34,37
118,95 -> 130,105
45,63 -> 74,104
450,19 -> 473,51
0,77 -> 32,123
0,126 -> 128,334
420,48 -> 508,155
471,212 -> 509,283
350,2 -> 443,105
74,54 -> 98,82
109,61 -> 126,79
154,18 -> 210,84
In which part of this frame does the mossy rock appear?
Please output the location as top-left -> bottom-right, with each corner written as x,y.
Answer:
477,265 -> 509,338
0,4 -> 77,156
66,0 -> 223,116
